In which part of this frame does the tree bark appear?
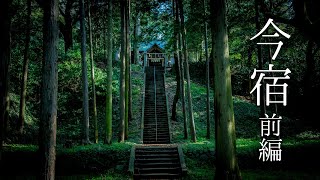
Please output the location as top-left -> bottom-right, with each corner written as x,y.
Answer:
174,0 -> 188,139
128,1 -> 133,122
178,0 -> 196,142
18,0 -> 32,134
124,0 -> 131,140
0,0 -> 12,162
119,0 -> 126,142
203,0 -> 210,139
171,0 -> 179,122
254,0 -> 266,116
171,54 -> 180,121
129,64 -> 132,120
105,0 -> 113,145
63,0 -> 74,52
88,0 -> 98,144
211,0 -> 241,179
171,0 -> 181,126
79,0 -> 90,144
133,10 -> 140,64
104,25 -> 107,59
247,44 -> 253,98
39,0 -> 59,178
303,40 -> 315,125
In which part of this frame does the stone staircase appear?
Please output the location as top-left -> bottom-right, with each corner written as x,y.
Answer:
143,67 -> 170,144
132,145 -> 186,179
129,66 -> 187,179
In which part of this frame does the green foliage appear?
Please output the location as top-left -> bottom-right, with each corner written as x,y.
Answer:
183,156 -> 214,180
242,170 -> 320,180
61,143 -> 132,153
87,172 -> 130,180
182,142 -> 214,152
3,144 -> 38,152
296,131 -> 320,139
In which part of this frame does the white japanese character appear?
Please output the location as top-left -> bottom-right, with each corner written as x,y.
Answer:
251,18 -> 290,60
260,114 -> 281,137
259,138 -> 282,162
250,64 -> 291,106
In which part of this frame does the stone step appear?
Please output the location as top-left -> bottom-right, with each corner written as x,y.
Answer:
143,141 -> 171,144
134,162 -> 180,169
134,167 -> 181,174
135,149 -> 178,154
133,173 -> 180,179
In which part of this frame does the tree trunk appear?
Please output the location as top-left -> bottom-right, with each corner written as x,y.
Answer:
0,0 -> 12,162
254,0 -> 266,116
203,0 -> 210,139
171,0 -> 180,122
133,10 -> 140,64
128,2 -> 133,122
129,64 -> 132,120
178,0 -> 196,142
63,0 -> 73,52
171,54 -> 180,121
39,0 -> 59,178
171,0 -> 181,125
88,0 -> 98,144
105,0 -> 113,145
247,45 -> 253,99
124,0 -> 131,140
211,0 -> 241,179
303,40 -> 315,125
4,90 -> 10,135
104,25 -> 107,59
94,31 -> 98,53
175,0 -> 188,139
80,0 -> 90,144
18,0 -> 32,134
119,0 -> 126,142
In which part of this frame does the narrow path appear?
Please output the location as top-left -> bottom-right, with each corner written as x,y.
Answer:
129,66 -> 186,180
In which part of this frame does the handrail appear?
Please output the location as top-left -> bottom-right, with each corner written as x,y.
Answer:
163,70 -> 172,143
128,146 -> 136,175
177,145 -> 188,176
154,66 -> 158,142
141,68 -> 146,143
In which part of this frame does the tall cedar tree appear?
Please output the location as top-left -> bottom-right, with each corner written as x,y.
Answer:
176,0 -> 188,139
304,40 -> 316,125
61,0 -> 74,52
119,0 -> 126,142
171,0 -> 188,139
171,0 -> 180,122
125,0 -> 131,140
88,0 -> 98,143
79,0 -> 90,144
178,0 -> 197,142
254,0 -> 266,116
39,0 -> 59,178
18,0 -> 32,134
133,4 -> 140,64
106,0 -> 113,144
211,0 -> 241,179
0,0 -> 12,162
203,0 -> 211,139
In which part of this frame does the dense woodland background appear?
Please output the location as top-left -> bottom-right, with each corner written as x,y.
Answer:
0,0 -> 320,179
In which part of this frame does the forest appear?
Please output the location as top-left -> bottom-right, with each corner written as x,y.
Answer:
0,0 -> 320,179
